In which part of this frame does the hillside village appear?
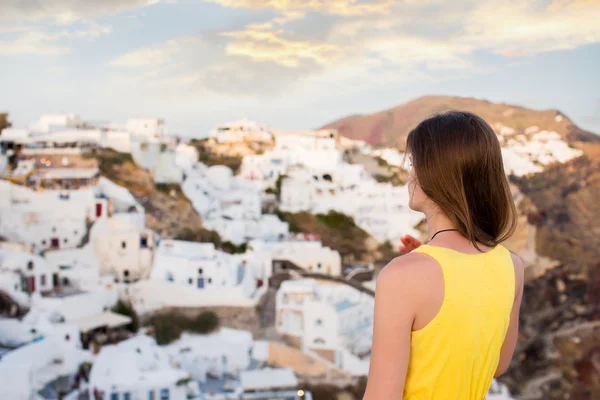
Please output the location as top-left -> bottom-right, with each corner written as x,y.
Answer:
0,105 -> 591,399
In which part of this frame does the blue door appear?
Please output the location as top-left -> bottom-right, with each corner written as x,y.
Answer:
197,278 -> 204,288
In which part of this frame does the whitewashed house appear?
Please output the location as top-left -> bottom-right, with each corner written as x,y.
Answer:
0,180 -> 90,251
28,113 -> 81,133
240,368 -> 311,400
150,240 -> 256,295
0,317 -> 91,400
166,328 -> 254,382
276,279 -> 374,376
126,240 -> 267,314
44,246 -> 104,291
126,118 -> 166,138
131,136 -> 184,184
89,334 -> 193,400
89,218 -> 156,283
183,164 -> 289,245
247,237 -> 342,276
0,248 -> 59,296
209,118 -> 272,144
94,176 -> 145,229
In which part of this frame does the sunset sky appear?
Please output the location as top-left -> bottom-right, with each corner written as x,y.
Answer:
1,0 -> 599,137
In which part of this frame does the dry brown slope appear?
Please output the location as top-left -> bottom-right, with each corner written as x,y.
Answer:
90,149 -> 220,242
322,95 -> 597,148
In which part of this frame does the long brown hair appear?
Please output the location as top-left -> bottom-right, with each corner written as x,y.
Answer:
406,111 -> 518,249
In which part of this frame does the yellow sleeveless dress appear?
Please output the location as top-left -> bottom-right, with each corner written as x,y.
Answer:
403,244 -> 515,400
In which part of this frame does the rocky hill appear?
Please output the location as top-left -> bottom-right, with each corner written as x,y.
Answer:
322,95 -> 598,148
324,96 -> 600,398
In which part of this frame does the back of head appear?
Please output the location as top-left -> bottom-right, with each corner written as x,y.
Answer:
406,111 -> 517,248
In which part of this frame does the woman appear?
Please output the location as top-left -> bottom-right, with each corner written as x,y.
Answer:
363,111 -> 524,399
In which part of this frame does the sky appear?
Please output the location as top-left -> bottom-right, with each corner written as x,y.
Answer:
0,0 -> 599,138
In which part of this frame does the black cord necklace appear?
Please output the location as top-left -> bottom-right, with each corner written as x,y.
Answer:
430,228 -> 459,241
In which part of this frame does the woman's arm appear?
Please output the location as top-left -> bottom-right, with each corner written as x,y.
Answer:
363,254 -> 426,400
495,253 -> 525,377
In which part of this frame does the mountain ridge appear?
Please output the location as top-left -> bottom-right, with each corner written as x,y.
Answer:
321,95 -> 599,148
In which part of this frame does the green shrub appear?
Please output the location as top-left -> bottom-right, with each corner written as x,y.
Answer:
112,300 -> 139,333
221,241 -> 248,254
148,311 -> 220,345
149,313 -> 190,345
316,211 -> 359,237
191,311 -> 220,334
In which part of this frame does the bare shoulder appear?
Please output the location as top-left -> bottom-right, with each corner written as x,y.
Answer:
376,252 -> 440,295
509,253 -> 525,284
509,252 -> 525,299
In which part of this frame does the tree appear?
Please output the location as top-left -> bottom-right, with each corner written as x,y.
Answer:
0,113 -> 11,134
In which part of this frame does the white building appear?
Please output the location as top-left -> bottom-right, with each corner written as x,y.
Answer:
209,118 -> 272,144
150,240 -> 257,296
278,165 -> 422,245
0,248 -> 59,296
28,113 -> 81,133
247,237 -> 342,276
240,368 -> 310,400
89,218 -> 156,283
166,330 -> 312,400
126,118 -> 166,137
44,246 -> 104,291
0,180 -> 91,251
89,334 -> 193,400
0,316 -> 90,400
166,328 -> 254,382
236,129 -> 421,246
183,164 -> 289,245
239,130 -> 341,183
276,279 -> 373,376
0,177 -> 146,253
130,136 -> 186,183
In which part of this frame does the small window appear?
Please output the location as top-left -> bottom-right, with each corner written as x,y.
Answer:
42,240 -> 46,245
124,270 -> 130,278
188,278 -> 193,285
65,334 -> 70,341
198,268 -> 203,274
74,230 -> 78,235
316,319 -> 323,326
314,338 -> 326,345
317,263 -> 322,269
121,241 -> 127,249
62,277 -> 70,286
41,275 -> 46,286
52,227 -> 56,233
27,261 -> 34,271
148,390 -> 155,400
160,388 -> 169,400
110,393 -> 119,400
124,394 -> 131,400
63,238 -> 68,244
208,278 -> 212,284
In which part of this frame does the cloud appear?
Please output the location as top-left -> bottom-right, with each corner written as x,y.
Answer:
107,0 -> 600,98
0,22 -> 112,56
107,30 -> 331,96
0,0 -> 161,57
0,31 -> 69,55
222,29 -> 343,67
204,0 -> 394,17
0,0 -> 160,23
